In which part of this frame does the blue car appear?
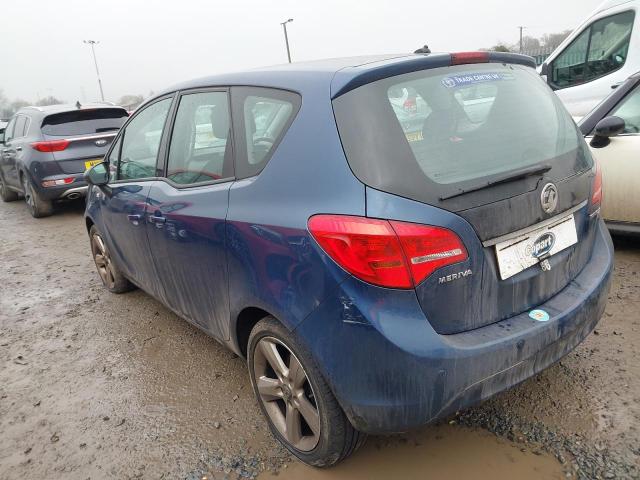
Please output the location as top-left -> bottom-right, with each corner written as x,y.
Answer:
83,52 -> 613,467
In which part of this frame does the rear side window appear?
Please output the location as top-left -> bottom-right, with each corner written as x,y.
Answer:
551,10 -> 635,89
333,63 -> 590,207
166,91 -> 232,185
13,116 -> 27,138
41,108 -> 128,136
232,87 -> 300,179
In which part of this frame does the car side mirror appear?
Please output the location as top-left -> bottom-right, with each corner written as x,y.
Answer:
84,161 -> 109,186
590,116 -> 626,148
540,62 -> 549,82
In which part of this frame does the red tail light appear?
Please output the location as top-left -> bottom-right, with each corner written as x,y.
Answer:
31,140 -> 70,152
591,158 -> 603,209
403,98 -> 417,113
451,51 -> 489,65
308,215 -> 468,289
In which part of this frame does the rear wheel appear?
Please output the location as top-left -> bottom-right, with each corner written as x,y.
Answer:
248,317 -> 366,467
89,225 -> 133,293
0,175 -> 19,202
22,174 -> 53,218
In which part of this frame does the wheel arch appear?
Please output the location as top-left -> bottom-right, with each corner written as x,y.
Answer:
235,306 -> 276,358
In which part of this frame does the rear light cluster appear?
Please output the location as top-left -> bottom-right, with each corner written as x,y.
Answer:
308,215 -> 468,289
42,177 -> 74,188
31,140 -> 70,152
591,157 -> 603,210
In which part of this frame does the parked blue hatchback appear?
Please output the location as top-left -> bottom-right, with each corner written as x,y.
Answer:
84,52 -> 613,467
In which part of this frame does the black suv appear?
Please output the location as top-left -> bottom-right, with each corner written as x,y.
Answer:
0,104 -> 128,217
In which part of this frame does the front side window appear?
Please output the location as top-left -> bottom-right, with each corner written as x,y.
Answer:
118,98 -> 172,181
107,136 -> 122,182
233,87 -> 300,179
611,84 -> 640,133
552,10 -> 635,89
166,91 -> 232,185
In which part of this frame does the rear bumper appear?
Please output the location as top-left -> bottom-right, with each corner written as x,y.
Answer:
295,219 -> 614,434
34,174 -> 87,200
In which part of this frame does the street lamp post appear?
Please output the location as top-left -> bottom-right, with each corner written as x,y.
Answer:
517,26 -> 526,54
83,40 -> 105,102
280,19 -> 293,63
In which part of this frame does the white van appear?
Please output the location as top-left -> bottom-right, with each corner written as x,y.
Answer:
540,0 -> 639,118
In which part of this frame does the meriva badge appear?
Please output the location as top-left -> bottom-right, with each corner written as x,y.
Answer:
530,232 -> 556,258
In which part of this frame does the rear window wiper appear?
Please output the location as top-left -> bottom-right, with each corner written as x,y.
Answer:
440,164 -> 552,201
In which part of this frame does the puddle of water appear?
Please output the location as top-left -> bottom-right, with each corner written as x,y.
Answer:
259,424 -> 564,480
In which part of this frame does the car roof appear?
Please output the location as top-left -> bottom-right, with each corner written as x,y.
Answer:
152,52 -> 535,105
160,54 -> 408,94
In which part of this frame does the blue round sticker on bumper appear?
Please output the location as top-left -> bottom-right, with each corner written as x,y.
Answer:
529,309 -> 550,322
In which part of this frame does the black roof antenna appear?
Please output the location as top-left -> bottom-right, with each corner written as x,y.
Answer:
76,101 -> 82,109
414,45 -> 431,54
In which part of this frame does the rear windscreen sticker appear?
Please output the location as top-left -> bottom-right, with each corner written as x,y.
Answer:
441,72 -> 514,88
529,309 -> 550,322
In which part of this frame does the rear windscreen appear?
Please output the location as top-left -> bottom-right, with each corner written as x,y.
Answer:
333,63 -> 592,206
41,108 -> 128,136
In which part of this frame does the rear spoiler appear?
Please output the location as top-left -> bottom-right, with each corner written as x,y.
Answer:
331,52 -> 537,99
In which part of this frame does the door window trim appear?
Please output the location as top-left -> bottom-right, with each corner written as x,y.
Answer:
107,93 -> 177,185
549,9 -> 636,91
158,87 -> 236,190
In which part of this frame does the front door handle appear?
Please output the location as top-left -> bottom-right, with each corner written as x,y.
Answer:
15,146 -> 22,152
127,214 -> 142,225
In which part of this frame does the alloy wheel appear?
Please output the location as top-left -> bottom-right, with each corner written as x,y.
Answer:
91,233 -> 116,290
23,177 -> 35,212
253,337 -> 321,452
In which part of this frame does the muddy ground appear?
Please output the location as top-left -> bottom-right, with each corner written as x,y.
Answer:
0,199 -> 638,480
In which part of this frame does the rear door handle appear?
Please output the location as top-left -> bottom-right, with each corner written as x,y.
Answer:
149,214 -> 166,225
127,214 -> 142,225
15,147 -> 22,152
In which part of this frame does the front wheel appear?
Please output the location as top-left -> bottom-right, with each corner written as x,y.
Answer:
248,317 -> 366,467
89,225 -> 134,293
22,174 -> 53,218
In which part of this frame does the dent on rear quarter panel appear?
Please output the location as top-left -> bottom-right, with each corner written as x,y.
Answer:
225,79 -> 366,334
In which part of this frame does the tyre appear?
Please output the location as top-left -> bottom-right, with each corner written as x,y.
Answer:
248,316 -> 366,467
89,225 -> 134,293
0,174 -> 19,202
22,173 -> 53,218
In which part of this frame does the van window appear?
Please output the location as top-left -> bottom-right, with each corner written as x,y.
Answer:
333,63 -> 590,207
551,10 -> 635,89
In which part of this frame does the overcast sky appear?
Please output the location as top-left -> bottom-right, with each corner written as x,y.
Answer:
2,0 -> 603,104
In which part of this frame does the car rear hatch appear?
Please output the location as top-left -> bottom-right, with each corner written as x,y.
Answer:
332,53 -> 600,334
38,108 -> 128,173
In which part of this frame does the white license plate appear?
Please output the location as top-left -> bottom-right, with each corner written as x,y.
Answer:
495,214 -> 578,280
